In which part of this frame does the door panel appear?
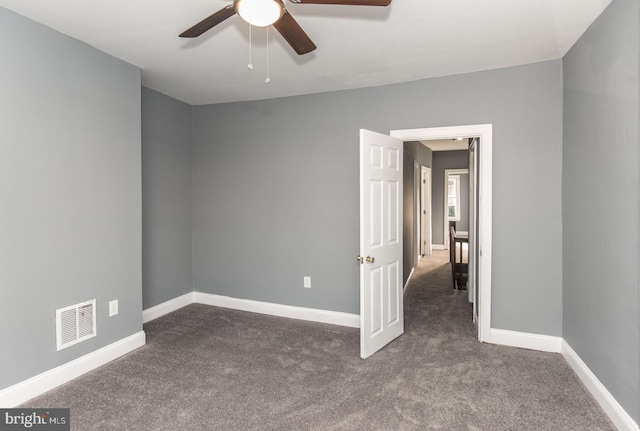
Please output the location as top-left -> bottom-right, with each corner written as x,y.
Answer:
370,266 -> 383,335
388,180 -> 400,244
387,261 -> 400,324
370,180 -> 383,247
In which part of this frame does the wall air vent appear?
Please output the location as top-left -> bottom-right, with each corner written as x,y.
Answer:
56,299 -> 97,351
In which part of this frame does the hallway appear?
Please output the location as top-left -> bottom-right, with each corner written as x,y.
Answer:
404,250 -> 474,339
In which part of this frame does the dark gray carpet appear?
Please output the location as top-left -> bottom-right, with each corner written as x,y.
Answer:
25,251 -> 614,430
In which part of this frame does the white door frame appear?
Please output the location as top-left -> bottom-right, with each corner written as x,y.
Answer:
413,161 -> 421,266
468,139 -> 478,317
421,166 -> 432,256
391,125 -> 492,343
444,168 -> 469,250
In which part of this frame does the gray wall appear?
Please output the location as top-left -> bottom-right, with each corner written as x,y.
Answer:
0,7 -> 142,390
403,141 -> 433,284
142,87 -> 193,309
563,0 -> 640,421
431,151 -> 469,245
192,59 -> 564,335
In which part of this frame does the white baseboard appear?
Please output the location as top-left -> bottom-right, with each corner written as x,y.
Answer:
562,341 -> 639,431
193,292 -> 360,328
404,267 -> 416,293
0,331 -> 146,408
143,292 -> 360,328
489,328 -> 562,353
488,329 -> 638,429
143,292 -> 194,324
431,244 -> 445,250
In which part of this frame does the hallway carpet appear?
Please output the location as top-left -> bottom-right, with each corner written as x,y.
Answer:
24,251 -> 614,430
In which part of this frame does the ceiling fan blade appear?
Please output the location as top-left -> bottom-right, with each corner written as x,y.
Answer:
289,0 -> 391,5
273,11 -> 317,55
179,5 -> 236,38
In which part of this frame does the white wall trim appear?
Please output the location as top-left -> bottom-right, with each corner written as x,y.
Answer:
193,292 -> 360,328
562,341 -> 639,431
431,244 -> 446,250
489,329 -> 562,353
488,332 -> 639,430
0,331 -> 146,408
143,292 -> 194,324
143,292 -> 360,328
404,267 -> 416,293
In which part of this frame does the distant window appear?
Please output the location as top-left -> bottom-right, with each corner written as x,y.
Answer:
448,175 -> 460,221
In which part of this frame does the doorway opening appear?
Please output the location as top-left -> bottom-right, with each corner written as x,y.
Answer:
392,125 -> 492,343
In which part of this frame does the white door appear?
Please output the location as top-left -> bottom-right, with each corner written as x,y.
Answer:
359,129 -> 404,359
421,166 -> 432,256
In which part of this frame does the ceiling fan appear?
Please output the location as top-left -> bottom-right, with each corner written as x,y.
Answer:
179,0 -> 392,55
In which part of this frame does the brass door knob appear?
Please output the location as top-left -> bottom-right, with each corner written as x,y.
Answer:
356,256 -> 364,264
366,256 -> 375,263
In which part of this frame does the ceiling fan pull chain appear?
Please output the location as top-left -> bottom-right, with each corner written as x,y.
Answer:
265,26 -> 271,83
247,22 -> 254,70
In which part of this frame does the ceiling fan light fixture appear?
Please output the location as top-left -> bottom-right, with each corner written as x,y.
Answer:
235,0 -> 285,27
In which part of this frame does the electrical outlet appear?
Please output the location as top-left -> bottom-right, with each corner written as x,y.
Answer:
109,300 -> 118,317
303,276 -> 311,288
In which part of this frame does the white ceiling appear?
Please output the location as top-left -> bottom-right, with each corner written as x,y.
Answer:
0,0 -> 612,105
421,139 -> 469,152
